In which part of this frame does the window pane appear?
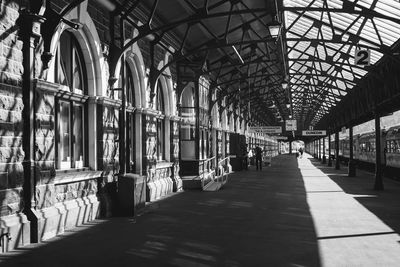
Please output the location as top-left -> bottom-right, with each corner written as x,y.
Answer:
157,119 -> 164,160
156,84 -> 164,111
180,124 -> 195,140
59,33 -> 71,87
127,63 -> 135,105
127,113 -> 135,172
59,101 -> 71,169
73,105 -> 84,168
73,50 -> 84,92
181,140 -> 195,159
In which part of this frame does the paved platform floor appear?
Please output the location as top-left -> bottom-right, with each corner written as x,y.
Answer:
1,154 -> 400,267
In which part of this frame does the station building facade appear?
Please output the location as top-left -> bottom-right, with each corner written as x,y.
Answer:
0,0 -> 277,251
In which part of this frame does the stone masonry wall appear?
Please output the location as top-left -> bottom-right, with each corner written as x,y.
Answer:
0,0 -> 25,217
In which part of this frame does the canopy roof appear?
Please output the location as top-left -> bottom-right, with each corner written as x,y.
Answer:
91,0 -> 400,131
283,0 -> 400,129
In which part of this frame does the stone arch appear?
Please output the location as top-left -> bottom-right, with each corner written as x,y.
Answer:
157,60 -> 174,116
221,109 -> 228,131
180,82 -> 195,106
46,1 -> 104,97
229,105 -> 235,132
125,44 -> 146,108
211,103 -> 220,128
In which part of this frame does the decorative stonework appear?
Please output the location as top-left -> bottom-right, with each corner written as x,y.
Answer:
144,114 -> 157,164
55,179 -> 98,203
98,104 -> 119,177
146,163 -> 174,201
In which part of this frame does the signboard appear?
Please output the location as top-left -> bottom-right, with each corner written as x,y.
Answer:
285,120 -> 297,131
354,48 -> 370,66
249,126 -> 282,134
302,130 -> 327,136
276,136 -> 288,140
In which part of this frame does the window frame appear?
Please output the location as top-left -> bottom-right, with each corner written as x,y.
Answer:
156,83 -> 165,161
54,31 -> 88,170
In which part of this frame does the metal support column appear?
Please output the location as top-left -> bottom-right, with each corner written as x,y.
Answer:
335,131 -> 340,170
322,137 -> 326,163
374,112 -> 384,190
328,132 -> 332,167
19,8 -> 45,243
318,139 -> 321,160
348,126 -> 356,177
119,54 -> 126,175
314,140 -> 317,158
195,78 -> 200,160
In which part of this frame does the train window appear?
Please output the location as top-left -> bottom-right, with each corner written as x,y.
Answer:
370,141 -> 375,152
386,141 -> 391,153
396,140 -> 400,153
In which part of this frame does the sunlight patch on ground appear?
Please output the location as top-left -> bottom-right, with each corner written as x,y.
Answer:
300,158 -> 400,267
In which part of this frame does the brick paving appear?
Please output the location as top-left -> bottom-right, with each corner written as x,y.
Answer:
1,154 -> 400,267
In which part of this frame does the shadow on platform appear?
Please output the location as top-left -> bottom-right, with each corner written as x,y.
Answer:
0,155 -> 321,267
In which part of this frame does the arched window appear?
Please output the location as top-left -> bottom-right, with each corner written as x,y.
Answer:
180,86 -> 196,160
125,63 -> 136,172
156,82 -> 165,160
116,62 -> 135,103
55,31 -> 86,94
54,31 -> 87,169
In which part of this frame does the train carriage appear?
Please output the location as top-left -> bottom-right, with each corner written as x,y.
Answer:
384,126 -> 400,169
355,131 -> 386,165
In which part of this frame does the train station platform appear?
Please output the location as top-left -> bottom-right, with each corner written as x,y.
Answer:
1,154 -> 400,267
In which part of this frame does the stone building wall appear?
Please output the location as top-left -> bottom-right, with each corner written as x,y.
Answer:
0,0 -> 182,252
0,0 -> 28,250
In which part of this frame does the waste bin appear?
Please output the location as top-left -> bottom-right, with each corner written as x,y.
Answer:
118,174 -> 146,216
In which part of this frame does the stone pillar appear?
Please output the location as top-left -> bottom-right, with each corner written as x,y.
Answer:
348,126 -> 356,177
374,112 -> 383,190
135,111 -> 143,175
335,131 -> 340,170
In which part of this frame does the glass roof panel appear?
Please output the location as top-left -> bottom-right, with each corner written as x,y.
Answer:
283,0 -> 400,126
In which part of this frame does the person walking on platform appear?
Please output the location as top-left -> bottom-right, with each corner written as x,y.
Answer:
255,145 -> 263,170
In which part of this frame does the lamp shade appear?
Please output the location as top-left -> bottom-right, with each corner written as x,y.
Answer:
268,21 -> 281,38
281,82 -> 288,89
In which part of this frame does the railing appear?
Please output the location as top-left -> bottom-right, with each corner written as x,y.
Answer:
200,156 -> 216,179
216,156 -> 231,177
202,155 -> 231,191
